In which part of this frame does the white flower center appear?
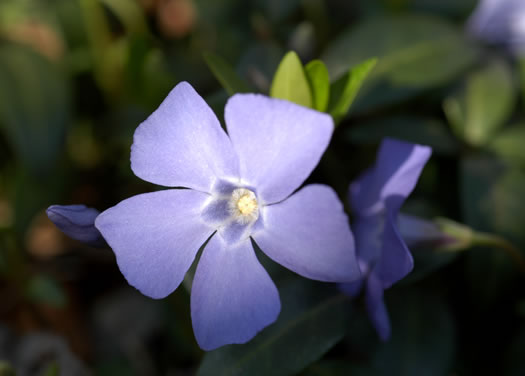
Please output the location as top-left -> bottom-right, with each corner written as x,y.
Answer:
228,188 -> 259,224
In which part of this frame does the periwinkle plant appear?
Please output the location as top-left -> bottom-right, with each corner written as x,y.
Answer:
51,82 -> 361,350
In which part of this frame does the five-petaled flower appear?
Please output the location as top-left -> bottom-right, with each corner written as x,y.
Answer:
340,138 -> 431,341
93,82 -> 360,350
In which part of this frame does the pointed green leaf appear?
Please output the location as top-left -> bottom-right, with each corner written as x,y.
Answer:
204,52 -> 252,96
328,58 -> 377,124
444,59 -> 515,146
465,59 -> 515,145
305,60 -> 330,112
442,95 -> 466,137
197,280 -> 351,376
270,51 -> 313,107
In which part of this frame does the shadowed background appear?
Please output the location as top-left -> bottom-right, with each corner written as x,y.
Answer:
1,0 -> 524,375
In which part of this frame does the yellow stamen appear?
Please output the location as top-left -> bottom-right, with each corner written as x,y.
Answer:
228,188 -> 259,224
237,194 -> 257,215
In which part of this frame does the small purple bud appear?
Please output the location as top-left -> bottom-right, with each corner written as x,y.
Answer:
46,205 -> 105,247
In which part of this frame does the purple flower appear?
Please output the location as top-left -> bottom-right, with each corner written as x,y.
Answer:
340,139 -> 431,341
93,82 -> 359,350
46,205 -> 105,247
467,0 -> 525,54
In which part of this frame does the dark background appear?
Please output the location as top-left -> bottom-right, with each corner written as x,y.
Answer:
0,0 -> 524,375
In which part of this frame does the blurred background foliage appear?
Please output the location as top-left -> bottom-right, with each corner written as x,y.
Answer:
0,0 -> 524,375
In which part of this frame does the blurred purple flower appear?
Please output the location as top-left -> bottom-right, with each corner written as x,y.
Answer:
46,205 -> 105,247
340,139 -> 432,341
93,82 -> 359,350
467,0 -> 525,53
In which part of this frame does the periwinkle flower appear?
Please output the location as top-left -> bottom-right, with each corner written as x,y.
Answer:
46,205 -> 104,247
340,139 -> 431,341
93,82 -> 359,350
467,0 -> 525,54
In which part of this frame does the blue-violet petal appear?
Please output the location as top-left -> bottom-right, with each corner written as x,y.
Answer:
95,189 -> 214,299
191,235 -> 280,350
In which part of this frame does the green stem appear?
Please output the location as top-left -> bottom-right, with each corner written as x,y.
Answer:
472,232 -> 525,274
435,217 -> 525,274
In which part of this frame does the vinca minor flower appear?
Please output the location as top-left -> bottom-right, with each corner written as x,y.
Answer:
90,82 -> 359,350
340,139 -> 431,341
467,0 -> 525,54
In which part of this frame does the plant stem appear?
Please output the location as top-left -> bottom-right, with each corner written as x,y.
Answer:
473,232 -> 525,274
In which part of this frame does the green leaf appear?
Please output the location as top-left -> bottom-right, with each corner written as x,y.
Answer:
328,58 -> 376,123
304,60 -> 330,112
442,94 -> 465,136
203,52 -> 252,96
322,14 -> 478,113
270,51 -> 313,108
487,124 -> 525,166
444,59 -> 515,146
0,43 -> 70,176
346,115 -> 459,155
25,274 -> 67,308
323,14 -> 476,85
197,280 -> 351,376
